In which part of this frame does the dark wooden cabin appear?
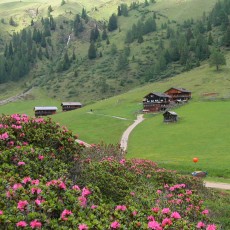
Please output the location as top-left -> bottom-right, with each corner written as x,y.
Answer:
163,111 -> 178,122
164,87 -> 191,103
61,102 -> 82,111
143,92 -> 171,112
34,107 -> 58,117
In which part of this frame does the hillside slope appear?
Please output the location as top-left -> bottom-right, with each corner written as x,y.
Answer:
0,0 -> 222,103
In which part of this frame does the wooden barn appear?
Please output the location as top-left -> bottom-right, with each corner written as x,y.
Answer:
61,102 -> 82,111
34,107 -> 58,117
164,87 -> 191,103
143,92 -> 171,112
163,111 -> 178,122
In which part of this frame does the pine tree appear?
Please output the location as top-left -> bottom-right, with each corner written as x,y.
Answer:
102,29 -> 108,40
88,42 -> 97,59
81,8 -> 88,21
62,52 -> 70,70
137,35 -> 144,43
208,32 -> 214,45
108,14 -> 118,31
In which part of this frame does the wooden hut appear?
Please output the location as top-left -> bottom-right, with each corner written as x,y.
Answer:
143,92 -> 171,112
61,102 -> 82,111
164,87 -> 191,103
163,111 -> 178,122
34,107 -> 58,117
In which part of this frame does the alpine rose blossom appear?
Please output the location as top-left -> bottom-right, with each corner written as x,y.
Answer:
148,220 -> 162,230
78,224 -> 89,230
82,187 -> 91,196
111,221 -> 120,229
30,220 -> 42,229
115,205 -> 127,211
61,209 -> 73,221
18,162 -> 25,166
16,221 -> 27,227
162,208 -> 170,214
0,210 -> 3,215
197,222 -> 206,228
72,185 -> 81,191
206,224 -> 217,230
202,209 -> 209,215
162,218 -> 172,227
171,211 -> 181,219
17,200 -> 28,211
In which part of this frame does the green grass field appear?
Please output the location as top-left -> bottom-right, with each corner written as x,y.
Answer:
127,101 -> 230,178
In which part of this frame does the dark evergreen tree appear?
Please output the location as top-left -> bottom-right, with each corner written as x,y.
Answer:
62,52 -> 71,70
72,50 -> 76,61
102,28 -> 108,40
88,42 -> 97,59
222,26 -> 230,46
73,14 -> 84,36
120,4 -> 128,16
50,15 -> 56,30
81,8 -> 88,21
9,17 -> 15,26
41,34 -> 46,48
8,42 -> 14,56
125,30 -> 133,44
137,35 -> 144,43
108,14 -> 118,31
117,6 -> 121,16
208,32 -> 214,45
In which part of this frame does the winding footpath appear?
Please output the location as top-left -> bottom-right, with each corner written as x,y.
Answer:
120,114 -> 144,152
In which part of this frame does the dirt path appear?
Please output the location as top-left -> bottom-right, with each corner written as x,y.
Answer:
204,181 -> 230,190
0,88 -> 33,106
120,114 -> 144,151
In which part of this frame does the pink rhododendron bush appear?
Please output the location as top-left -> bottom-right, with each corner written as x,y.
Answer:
0,114 -> 219,229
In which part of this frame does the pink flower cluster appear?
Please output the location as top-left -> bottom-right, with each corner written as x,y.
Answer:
111,221 -> 120,229
46,179 -> 66,190
0,132 -> 9,140
17,200 -> 28,211
61,209 -> 73,221
115,205 -> 127,211
31,187 -> 42,195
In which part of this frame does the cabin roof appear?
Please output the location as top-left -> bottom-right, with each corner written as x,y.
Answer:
164,111 -> 177,116
61,102 -> 82,106
34,107 -> 58,111
165,87 -> 191,93
144,92 -> 171,98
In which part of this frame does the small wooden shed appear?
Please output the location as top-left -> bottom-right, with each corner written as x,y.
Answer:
163,111 -> 178,122
61,102 -> 82,111
34,107 -> 58,117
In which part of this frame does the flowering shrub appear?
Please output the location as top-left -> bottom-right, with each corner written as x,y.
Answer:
0,114 -> 219,229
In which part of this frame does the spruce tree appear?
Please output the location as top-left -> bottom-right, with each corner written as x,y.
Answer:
108,14 -> 118,31
88,42 -> 97,59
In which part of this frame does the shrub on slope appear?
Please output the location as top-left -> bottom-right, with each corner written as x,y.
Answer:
0,114 -> 219,229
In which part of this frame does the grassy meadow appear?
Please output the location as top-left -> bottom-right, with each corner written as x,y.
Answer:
127,101 -> 230,178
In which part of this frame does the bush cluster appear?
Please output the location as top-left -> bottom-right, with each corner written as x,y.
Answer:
0,114 -> 219,229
